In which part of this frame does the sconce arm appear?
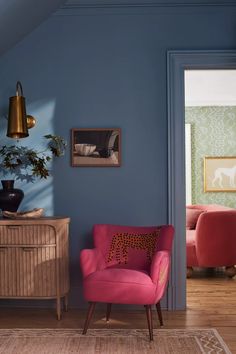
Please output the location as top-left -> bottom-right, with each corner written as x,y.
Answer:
16,81 -> 24,96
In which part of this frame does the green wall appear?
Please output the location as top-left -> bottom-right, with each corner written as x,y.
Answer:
185,106 -> 236,208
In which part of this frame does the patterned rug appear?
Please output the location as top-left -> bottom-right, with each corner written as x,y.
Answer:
0,328 -> 231,354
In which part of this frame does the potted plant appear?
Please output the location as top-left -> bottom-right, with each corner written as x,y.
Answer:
0,134 -> 66,212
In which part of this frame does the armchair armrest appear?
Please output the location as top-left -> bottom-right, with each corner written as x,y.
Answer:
80,249 -> 105,278
150,250 -> 170,284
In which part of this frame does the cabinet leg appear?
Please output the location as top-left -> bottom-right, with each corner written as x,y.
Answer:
64,294 -> 69,312
57,297 -> 61,320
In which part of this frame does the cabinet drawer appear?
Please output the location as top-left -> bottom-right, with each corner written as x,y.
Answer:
0,246 -> 57,297
15,246 -> 56,297
0,247 -> 17,296
0,225 -> 56,245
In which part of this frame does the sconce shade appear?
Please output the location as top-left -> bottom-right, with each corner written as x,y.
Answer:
7,95 -> 29,139
6,81 -> 36,139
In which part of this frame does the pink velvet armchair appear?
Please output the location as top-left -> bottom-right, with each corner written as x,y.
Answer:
80,224 -> 174,340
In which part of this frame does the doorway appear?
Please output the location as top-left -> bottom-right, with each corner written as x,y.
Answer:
167,51 -> 236,310
184,69 -> 236,307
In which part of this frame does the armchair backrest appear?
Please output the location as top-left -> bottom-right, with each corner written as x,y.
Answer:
93,224 -> 174,271
195,210 -> 236,266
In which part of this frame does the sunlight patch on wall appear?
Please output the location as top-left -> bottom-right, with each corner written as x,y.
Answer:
0,98 -> 56,215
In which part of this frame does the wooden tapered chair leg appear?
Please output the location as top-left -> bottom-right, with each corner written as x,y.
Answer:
82,302 -> 96,335
144,305 -> 153,341
156,302 -> 163,326
106,303 -> 112,322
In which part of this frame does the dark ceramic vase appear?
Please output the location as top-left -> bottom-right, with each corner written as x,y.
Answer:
0,180 -> 24,212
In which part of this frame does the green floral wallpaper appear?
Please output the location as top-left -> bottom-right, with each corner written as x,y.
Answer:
185,106 -> 236,207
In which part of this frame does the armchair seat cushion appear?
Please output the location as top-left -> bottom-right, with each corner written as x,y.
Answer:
83,268 -> 156,304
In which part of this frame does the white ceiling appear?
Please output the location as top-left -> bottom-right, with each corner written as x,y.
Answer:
185,70 -> 236,106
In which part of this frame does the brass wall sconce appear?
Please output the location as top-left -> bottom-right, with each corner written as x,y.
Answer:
7,81 -> 36,139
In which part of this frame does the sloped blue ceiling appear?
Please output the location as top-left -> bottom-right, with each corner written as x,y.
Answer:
0,0 -> 232,56
0,0 -> 66,56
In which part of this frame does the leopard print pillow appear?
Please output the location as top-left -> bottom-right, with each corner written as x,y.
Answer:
106,228 -> 161,264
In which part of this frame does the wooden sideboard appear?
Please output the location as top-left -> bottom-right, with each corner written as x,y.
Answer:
0,217 -> 70,320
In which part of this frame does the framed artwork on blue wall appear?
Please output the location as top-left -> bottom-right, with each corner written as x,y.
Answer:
204,156 -> 236,192
71,128 -> 121,167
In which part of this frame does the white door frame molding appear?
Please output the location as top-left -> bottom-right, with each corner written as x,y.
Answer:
167,50 -> 236,310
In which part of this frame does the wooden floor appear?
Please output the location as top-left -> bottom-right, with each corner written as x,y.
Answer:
0,269 -> 235,353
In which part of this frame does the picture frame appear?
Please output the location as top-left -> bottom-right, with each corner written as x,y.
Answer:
204,156 -> 236,192
71,128 -> 121,167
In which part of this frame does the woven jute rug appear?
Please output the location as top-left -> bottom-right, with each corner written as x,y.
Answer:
0,328 -> 231,354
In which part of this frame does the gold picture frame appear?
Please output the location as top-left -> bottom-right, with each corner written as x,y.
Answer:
204,156 -> 236,192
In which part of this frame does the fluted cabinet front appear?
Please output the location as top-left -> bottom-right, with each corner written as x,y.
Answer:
0,247 -> 17,297
0,217 -> 70,320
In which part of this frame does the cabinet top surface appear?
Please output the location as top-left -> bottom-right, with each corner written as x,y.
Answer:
0,216 -> 70,225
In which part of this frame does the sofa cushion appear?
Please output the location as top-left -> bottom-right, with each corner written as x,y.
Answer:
186,208 -> 204,230
186,204 -> 233,212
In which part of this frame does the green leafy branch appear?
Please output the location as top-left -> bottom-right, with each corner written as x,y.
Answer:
0,135 -> 67,182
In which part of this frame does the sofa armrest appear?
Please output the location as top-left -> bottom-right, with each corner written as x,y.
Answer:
80,249 -> 105,278
195,210 -> 236,266
150,250 -> 170,284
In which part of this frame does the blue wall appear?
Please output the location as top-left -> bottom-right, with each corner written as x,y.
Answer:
0,1 -> 236,307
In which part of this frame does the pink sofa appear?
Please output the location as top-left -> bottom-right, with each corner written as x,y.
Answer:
186,204 -> 236,278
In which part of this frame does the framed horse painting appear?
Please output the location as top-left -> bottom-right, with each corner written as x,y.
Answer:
204,156 -> 236,192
